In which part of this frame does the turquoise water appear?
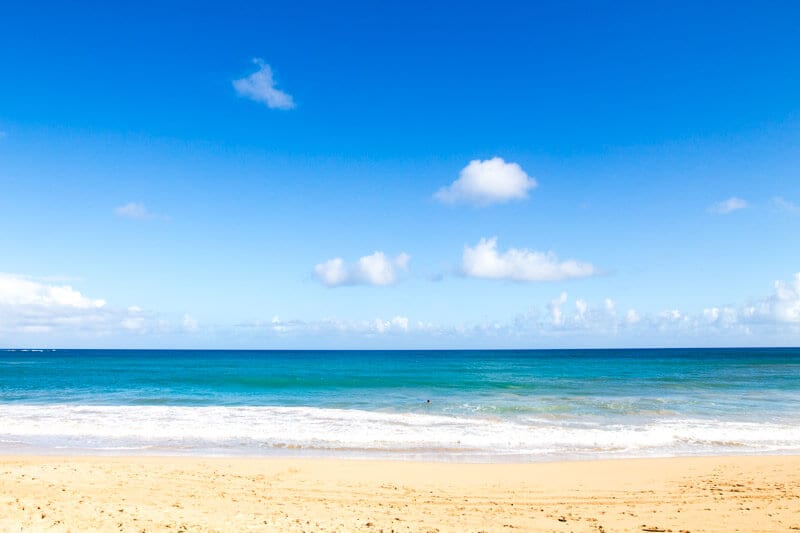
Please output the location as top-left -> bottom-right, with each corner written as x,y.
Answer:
1,348 -> 799,461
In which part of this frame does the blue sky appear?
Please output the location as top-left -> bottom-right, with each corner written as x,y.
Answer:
1,0 -> 799,348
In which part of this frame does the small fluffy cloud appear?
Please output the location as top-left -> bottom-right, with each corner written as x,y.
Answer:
462,237 -> 596,282
182,314 -> 199,332
373,316 -> 409,333
575,298 -> 588,319
315,258 -> 348,287
435,157 -> 537,206
114,202 -> 166,221
541,292 -> 622,331
314,252 -> 411,287
233,58 -> 295,110
625,309 -> 641,325
766,273 -> 800,323
703,306 -> 738,326
394,252 -> 411,270
548,292 -> 568,325
708,197 -> 748,214
774,196 -> 800,214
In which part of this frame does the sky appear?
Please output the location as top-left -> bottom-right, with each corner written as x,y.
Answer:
1,0 -> 799,348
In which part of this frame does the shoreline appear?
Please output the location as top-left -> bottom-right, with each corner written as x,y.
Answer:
1,447 -> 799,463
1,454 -> 798,532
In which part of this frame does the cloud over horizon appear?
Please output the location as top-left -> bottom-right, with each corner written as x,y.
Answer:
0,273 -> 155,339
764,272 -> 800,323
315,251 -> 411,287
435,157 -> 537,206
267,315 -> 410,334
233,59 -> 295,110
461,237 -> 596,282
3,268 -> 799,348
227,272 -> 800,346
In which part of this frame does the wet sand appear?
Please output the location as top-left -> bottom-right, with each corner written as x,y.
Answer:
1,455 -> 798,532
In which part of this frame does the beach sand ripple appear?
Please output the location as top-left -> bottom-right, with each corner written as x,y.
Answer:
0,455 -> 798,532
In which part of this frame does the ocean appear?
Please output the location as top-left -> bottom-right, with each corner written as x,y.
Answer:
1,348 -> 799,462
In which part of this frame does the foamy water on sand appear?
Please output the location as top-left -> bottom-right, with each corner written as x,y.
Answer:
1,348 -> 799,461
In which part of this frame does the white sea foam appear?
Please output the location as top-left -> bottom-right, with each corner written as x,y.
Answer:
0,404 -> 798,460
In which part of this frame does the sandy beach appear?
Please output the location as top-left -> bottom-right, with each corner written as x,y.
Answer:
0,455 -> 797,532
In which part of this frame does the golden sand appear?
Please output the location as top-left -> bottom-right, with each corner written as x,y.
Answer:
1,455 -> 798,532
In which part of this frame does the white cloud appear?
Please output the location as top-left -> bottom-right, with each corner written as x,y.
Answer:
765,273 -> 800,323
708,197 -> 748,214
0,273 -> 203,342
548,292 -> 568,325
774,196 -> 800,214
314,258 -> 348,287
356,252 -> 398,285
121,316 -> 146,331
693,273 -> 800,327
114,202 -> 166,221
0,273 -> 105,309
605,272 -> 800,339
625,309 -> 641,325
373,316 -> 410,333
658,309 -> 684,322
240,315 -> 412,336
461,237 -> 596,282
233,58 -> 295,110
435,157 -> 537,206
575,298 -> 588,320
703,306 -> 738,326
182,314 -> 199,332
538,292 -> 621,332
0,273 -> 147,338
394,252 -> 411,270
314,252 -> 411,287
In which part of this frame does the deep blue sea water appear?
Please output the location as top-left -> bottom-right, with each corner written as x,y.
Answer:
1,348 -> 799,461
